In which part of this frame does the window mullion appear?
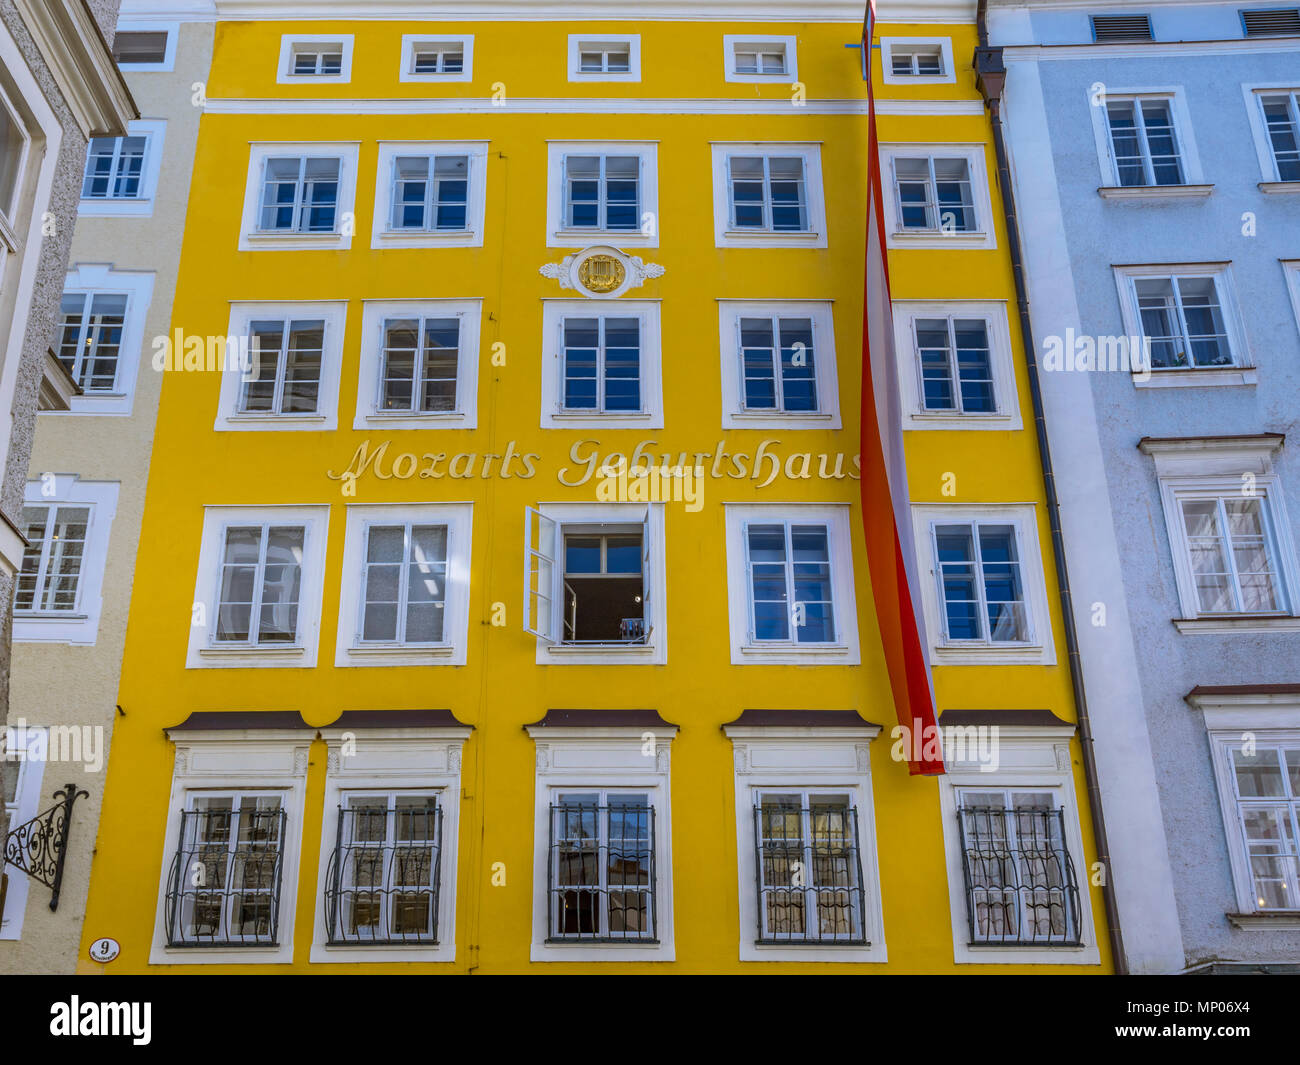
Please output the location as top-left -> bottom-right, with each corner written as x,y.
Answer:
270,328 -> 289,413
784,522 -> 797,644
927,157 -> 939,229
1169,278 -> 1197,362
1133,102 -> 1155,186
597,155 -> 607,230
1217,497 -> 1247,612
802,802 -> 816,938
413,317 -> 428,413
248,525 -> 270,643
596,317 -> 607,413
425,158 -> 437,228
295,157 -> 309,231
771,316 -> 784,410
971,522 -> 991,640
762,156 -> 772,231
72,309 -> 92,386
946,318 -> 963,413
34,507 -> 56,612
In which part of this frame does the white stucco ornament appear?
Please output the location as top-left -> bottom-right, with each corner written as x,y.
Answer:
539,245 -> 665,299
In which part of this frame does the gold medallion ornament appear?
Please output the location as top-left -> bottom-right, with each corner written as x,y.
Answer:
577,254 -> 625,294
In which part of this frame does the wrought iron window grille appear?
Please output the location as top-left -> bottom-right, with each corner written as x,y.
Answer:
2,784 -> 88,912
547,801 -> 657,943
164,805 -> 287,947
324,801 -> 443,945
956,805 -> 1082,947
752,801 -> 868,944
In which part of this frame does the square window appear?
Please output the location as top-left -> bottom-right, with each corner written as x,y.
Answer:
14,504 -> 90,615
724,504 -> 859,665
547,143 -> 657,247
324,793 -> 444,943
880,146 -> 994,249
1115,265 -> 1247,373
1104,98 -> 1185,186
165,793 -> 288,946
240,145 -> 358,251
188,505 -> 329,668
718,301 -> 840,428
526,725 -> 676,961
912,505 -> 1054,664
724,35 -> 798,83
881,38 -> 955,84
400,36 -> 474,82
278,35 -> 352,82
954,788 -> 1081,945
540,301 -> 662,427
524,503 -> 666,665
353,299 -> 480,429
371,143 -> 487,249
335,503 -> 473,667
711,144 -> 826,248
217,302 -> 345,430
568,36 -> 640,81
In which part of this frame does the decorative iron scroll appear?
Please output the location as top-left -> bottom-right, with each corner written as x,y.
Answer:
4,784 -> 88,912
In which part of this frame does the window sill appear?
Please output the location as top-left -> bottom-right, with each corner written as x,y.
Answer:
1097,184 -> 1214,200
224,414 -> 327,423
375,228 -> 477,246
1259,181 -> 1300,195
1226,910 -> 1300,930
550,410 -> 652,420
197,645 -> 308,663
930,641 -> 1050,666
723,228 -> 819,241
79,197 -> 155,217
552,228 -> 651,241
1133,366 -> 1256,388
906,411 -> 1018,431
14,612 -> 88,622
358,412 -> 469,429
1173,616 -> 1300,634
736,643 -> 857,665
243,231 -> 348,251
547,642 -> 656,654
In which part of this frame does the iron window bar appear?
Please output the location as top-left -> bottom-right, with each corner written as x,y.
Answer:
547,801 -> 657,943
165,806 -> 287,947
324,801 -> 443,945
956,806 -> 1082,946
752,802 -> 868,944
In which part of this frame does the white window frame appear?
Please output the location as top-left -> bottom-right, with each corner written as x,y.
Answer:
524,501 -> 667,666
879,144 -> 995,250
890,300 -> 1020,430
539,300 -> 663,429
149,728 -> 311,965
723,34 -> 798,84
111,21 -> 178,72
186,505 -> 329,669
1113,263 -> 1253,384
723,503 -> 860,666
911,503 -> 1056,665
334,503 -> 473,667
1142,438 -> 1300,630
353,299 -> 480,429
370,141 -> 488,250
546,141 -> 658,249
277,34 -> 353,84
78,118 -> 166,217
215,301 -> 346,432
937,726 -> 1101,965
399,35 -> 474,83
526,725 -> 676,961
1242,83 -> 1300,188
47,264 -> 154,416
711,143 -> 826,249
0,726 -> 48,940
1192,691 -> 1300,923
880,37 -> 955,85
310,723 -> 471,962
1088,87 -> 1205,191
567,35 -> 640,82
717,300 -> 840,429
724,723 -> 886,962
13,476 -> 118,646
238,143 -> 360,253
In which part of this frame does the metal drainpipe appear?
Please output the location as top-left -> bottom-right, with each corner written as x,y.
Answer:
973,0 -> 1129,975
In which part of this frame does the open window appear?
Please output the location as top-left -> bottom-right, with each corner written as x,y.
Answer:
525,504 -> 665,663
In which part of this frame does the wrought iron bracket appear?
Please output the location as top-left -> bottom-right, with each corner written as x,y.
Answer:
4,784 -> 89,912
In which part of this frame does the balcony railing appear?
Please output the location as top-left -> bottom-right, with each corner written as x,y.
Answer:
165,806 -> 286,947
752,802 -> 868,944
323,803 -> 443,945
547,801 -> 657,942
956,805 -> 1081,946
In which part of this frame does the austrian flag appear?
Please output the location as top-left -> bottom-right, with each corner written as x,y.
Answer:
858,1 -> 943,775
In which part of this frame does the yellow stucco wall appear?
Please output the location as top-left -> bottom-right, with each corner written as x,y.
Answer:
75,16 -> 1111,973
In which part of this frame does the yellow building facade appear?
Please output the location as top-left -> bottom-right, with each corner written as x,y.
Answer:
76,1 -> 1114,973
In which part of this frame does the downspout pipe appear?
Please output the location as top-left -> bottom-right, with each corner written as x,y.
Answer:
973,0 -> 1129,975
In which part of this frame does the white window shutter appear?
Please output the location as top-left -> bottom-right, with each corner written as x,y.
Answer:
523,506 -> 557,641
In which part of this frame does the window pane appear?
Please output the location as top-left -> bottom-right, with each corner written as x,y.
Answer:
748,524 -> 789,640
916,318 -> 955,410
791,525 -> 833,642
602,317 -> 640,411
978,524 -> 1026,642
1180,500 -> 1234,612
954,319 -> 994,412
740,318 -> 777,409
935,524 -> 980,639
778,318 -> 816,412
282,320 -> 324,413
562,318 -> 599,409
381,319 -> 418,411
258,526 -> 303,643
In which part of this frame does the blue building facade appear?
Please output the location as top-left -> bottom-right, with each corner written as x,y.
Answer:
989,0 -> 1300,972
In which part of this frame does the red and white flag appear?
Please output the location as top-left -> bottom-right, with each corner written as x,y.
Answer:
858,1 -> 943,775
